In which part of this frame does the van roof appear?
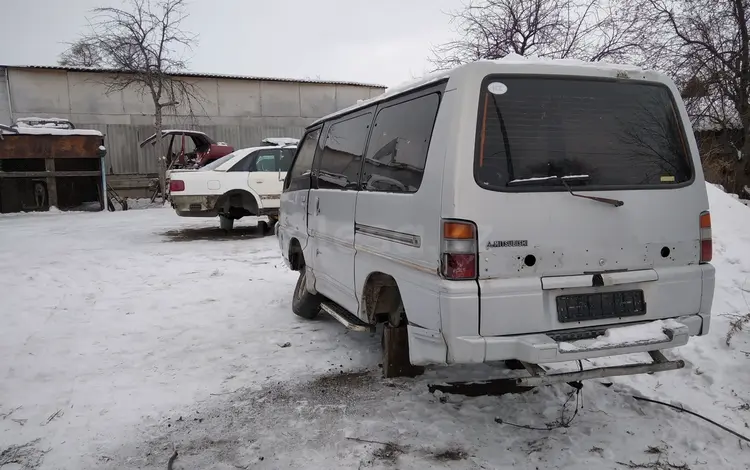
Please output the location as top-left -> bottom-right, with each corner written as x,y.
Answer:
311,54 -> 662,127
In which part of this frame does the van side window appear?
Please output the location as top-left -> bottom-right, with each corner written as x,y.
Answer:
361,93 -> 441,193
285,129 -> 320,191
317,113 -> 373,190
279,148 -> 295,172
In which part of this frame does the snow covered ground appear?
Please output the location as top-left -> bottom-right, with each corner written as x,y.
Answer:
1,186 -> 749,470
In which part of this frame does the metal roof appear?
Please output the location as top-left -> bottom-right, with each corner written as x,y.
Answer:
0,64 -> 386,89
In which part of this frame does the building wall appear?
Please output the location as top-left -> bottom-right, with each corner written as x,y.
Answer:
4,67 -> 385,177
0,68 -> 11,125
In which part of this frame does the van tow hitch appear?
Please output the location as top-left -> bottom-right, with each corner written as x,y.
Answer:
427,351 -> 684,397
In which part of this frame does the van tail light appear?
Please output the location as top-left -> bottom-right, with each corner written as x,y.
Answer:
170,180 -> 185,192
700,211 -> 712,263
441,220 -> 478,280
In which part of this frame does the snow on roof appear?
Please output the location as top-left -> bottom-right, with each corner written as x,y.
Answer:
262,137 -> 299,146
15,117 -> 75,129
311,71 -> 451,126
4,127 -> 103,136
2,64 -> 386,89
0,116 -> 102,136
162,129 -> 209,136
311,55 -> 652,127
486,52 -> 646,72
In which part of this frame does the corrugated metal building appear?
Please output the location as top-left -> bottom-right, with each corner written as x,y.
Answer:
0,65 -> 385,196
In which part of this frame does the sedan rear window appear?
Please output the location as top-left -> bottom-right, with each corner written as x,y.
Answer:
475,77 -> 693,190
198,150 -> 246,171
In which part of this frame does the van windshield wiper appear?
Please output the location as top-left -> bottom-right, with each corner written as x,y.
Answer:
508,175 -> 624,207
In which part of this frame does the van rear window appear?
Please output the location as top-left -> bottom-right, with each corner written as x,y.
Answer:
474,77 -> 693,190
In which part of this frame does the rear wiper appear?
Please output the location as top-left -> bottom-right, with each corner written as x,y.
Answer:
508,175 -> 624,207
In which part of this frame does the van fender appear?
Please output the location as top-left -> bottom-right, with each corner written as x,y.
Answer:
357,269 -> 442,332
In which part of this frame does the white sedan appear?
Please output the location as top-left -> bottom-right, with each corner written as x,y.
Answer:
167,144 -> 296,231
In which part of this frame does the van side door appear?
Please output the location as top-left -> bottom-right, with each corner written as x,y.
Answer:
280,128 -> 321,259
308,110 -> 374,315
353,86 -> 446,329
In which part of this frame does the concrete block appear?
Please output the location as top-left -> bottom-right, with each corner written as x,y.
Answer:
260,81 -> 301,117
8,69 -> 70,115
240,116 -> 313,128
70,113 -> 132,125
0,68 -> 11,125
164,78 -> 220,117
300,84 -> 337,118
217,79 -> 261,117
121,87 -> 154,115
68,72 -> 124,115
335,85 -> 372,110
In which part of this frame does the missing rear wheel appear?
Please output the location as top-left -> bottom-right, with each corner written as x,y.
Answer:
382,323 -> 424,378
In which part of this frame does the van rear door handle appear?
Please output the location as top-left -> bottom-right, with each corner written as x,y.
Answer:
315,198 -> 321,214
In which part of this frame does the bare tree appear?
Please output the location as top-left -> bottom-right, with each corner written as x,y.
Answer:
431,0 -> 647,69
639,0 -> 750,153
59,40 -> 104,67
60,0 -> 202,200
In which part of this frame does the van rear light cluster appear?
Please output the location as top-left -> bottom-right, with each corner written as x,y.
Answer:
170,180 -> 185,192
441,220 -> 478,280
700,211 -> 712,263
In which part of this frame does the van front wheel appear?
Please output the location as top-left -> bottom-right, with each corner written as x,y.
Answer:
382,323 -> 424,378
292,266 -> 321,319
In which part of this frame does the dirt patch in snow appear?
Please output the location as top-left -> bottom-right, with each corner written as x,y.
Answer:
371,441 -> 406,464
431,447 -> 469,461
161,225 -> 268,242
112,371 -> 389,469
0,439 -> 48,469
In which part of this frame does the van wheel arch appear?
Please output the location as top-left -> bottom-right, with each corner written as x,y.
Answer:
364,272 -> 423,378
362,272 -> 406,327
289,238 -> 304,271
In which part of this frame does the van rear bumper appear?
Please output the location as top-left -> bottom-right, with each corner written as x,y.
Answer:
408,313 -> 707,365
462,314 -> 703,364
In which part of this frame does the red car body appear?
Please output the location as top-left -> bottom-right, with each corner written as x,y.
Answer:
139,130 -> 235,168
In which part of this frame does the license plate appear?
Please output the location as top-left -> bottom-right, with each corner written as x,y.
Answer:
556,290 -> 646,323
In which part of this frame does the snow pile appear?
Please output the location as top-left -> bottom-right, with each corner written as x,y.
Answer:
708,182 -> 750,206
122,198 -> 167,210
262,137 -> 299,146
5,117 -> 103,136
9,127 -> 103,136
15,117 -> 74,129
559,319 -> 681,352
1,182 -> 749,469
491,52 -> 645,73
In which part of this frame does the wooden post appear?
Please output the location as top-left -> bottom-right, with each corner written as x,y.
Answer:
45,159 -> 57,209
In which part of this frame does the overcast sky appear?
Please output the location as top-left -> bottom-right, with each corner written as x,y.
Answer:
0,0 -> 463,87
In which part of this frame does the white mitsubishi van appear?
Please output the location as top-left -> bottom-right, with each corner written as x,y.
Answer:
277,58 -> 715,382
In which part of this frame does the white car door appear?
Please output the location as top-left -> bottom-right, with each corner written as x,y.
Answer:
246,148 -> 283,208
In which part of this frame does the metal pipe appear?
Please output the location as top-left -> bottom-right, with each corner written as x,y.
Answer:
4,67 -> 13,121
516,357 -> 685,387
320,303 -> 375,332
101,156 -> 107,211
